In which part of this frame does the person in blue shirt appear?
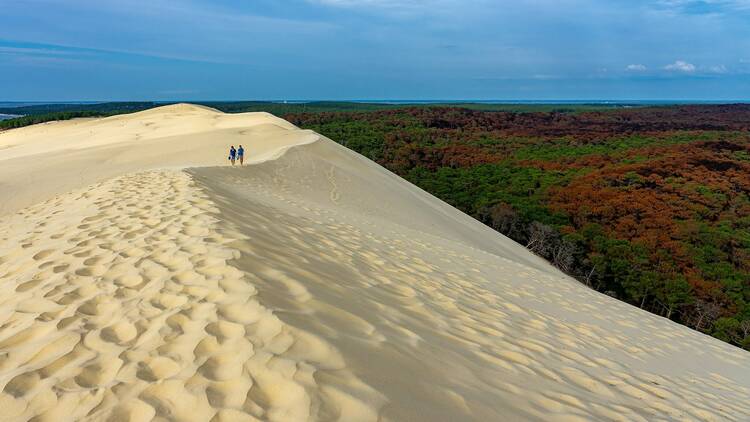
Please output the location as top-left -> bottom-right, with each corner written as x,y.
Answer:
228,146 -> 236,165
237,145 -> 245,165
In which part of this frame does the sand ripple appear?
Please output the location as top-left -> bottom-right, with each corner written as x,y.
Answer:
0,170 -> 383,421
186,141 -> 750,421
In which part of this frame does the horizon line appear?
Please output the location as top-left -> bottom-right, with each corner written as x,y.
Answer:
2,99 -> 750,104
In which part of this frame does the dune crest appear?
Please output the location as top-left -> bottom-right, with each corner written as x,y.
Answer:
0,104 -> 310,216
1,105 -> 749,421
132,103 -> 222,115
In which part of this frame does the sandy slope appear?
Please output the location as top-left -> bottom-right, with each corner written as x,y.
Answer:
0,104 -> 749,421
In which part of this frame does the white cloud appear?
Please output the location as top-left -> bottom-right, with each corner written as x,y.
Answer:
0,46 -> 74,56
158,89 -> 200,95
626,64 -> 647,71
314,0 -> 399,4
658,0 -> 750,12
311,0 -> 436,6
664,60 -> 696,72
531,74 -> 560,80
0,45 -> 98,68
7,55 -> 88,68
661,61 -> 729,74
307,0 -> 474,15
1,0 -> 333,65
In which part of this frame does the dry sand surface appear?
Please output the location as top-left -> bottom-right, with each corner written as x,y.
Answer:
0,104 -> 749,421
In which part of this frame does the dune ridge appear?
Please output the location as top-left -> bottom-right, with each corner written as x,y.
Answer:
0,104 -> 749,421
0,104 -> 313,216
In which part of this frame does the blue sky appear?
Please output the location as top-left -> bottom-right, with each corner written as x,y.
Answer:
1,0 -> 749,100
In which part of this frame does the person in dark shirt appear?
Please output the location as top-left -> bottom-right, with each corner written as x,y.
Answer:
229,146 -> 236,165
237,145 -> 245,165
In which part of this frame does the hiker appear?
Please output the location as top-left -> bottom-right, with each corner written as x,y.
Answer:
238,145 -> 245,165
228,146 -> 236,165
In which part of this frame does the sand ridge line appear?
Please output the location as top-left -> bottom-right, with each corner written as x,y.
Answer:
0,104 -> 319,217
0,169 -> 383,421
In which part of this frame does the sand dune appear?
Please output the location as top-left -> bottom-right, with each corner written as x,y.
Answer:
0,104 -> 749,421
0,104 -> 313,216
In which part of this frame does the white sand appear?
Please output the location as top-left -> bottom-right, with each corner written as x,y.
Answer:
0,104 -> 749,421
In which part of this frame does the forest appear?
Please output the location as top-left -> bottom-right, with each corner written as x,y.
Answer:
0,101 -> 627,131
285,105 -> 750,349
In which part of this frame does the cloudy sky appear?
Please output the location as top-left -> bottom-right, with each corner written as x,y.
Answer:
1,0 -> 748,100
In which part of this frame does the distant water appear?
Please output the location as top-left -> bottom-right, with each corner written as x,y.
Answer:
0,114 -> 21,121
346,100 -> 745,105
0,101 -> 103,108
266,99 -> 746,106
0,102 -> 36,108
